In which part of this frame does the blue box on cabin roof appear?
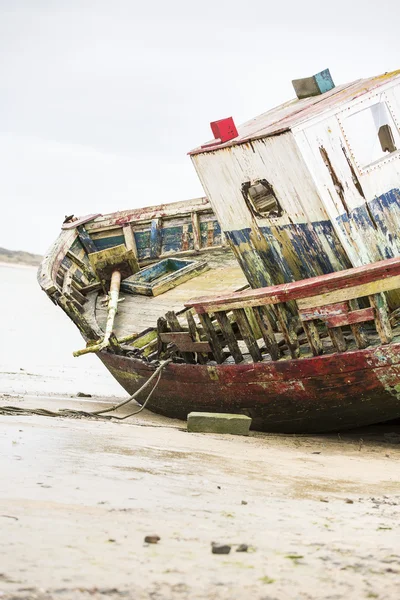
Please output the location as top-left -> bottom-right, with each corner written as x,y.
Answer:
121,257 -> 209,297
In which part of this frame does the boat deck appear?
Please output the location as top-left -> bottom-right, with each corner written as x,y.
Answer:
95,249 -> 248,339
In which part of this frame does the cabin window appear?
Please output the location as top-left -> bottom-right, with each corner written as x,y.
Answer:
242,179 -> 282,217
343,102 -> 400,168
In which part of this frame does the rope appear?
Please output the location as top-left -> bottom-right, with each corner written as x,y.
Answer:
0,359 -> 172,421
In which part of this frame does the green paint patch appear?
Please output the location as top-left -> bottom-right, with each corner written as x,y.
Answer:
259,576 -> 275,584
285,554 -> 304,560
377,526 -> 392,530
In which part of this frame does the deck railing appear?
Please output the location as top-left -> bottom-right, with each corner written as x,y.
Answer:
180,256 -> 400,364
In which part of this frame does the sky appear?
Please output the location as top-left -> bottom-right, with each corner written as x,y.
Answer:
1,0 -> 399,254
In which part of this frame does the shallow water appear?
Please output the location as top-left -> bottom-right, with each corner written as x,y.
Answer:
0,263 -> 123,397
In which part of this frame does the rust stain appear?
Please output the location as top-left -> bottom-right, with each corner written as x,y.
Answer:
319,146 -> 350,214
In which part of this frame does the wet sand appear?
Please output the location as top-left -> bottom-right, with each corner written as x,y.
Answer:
1,265 -> 400,599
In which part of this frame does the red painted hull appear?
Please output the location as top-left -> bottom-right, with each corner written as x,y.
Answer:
99,342 -> 400,433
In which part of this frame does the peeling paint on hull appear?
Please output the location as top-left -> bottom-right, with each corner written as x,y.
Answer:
98,343 -> 400,434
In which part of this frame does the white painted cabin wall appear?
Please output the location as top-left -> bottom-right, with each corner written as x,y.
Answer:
294,80 -> 400,266
191,132 -> 330,231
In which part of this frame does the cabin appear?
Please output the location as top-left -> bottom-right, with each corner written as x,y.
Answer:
189,69 -> 400,291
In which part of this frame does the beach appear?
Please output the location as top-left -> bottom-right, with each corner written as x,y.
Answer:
1,264 -> 400,599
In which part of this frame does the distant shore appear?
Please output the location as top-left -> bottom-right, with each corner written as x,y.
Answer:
0,247 -> 42,267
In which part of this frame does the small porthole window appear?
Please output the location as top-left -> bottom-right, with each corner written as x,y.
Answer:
242,179 -> 282,217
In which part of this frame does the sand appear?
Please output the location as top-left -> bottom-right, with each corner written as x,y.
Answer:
1,265 -> 400,599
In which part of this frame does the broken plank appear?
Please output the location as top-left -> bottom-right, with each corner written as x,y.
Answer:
159,332 -> 211,353
165,311 -> 194,363
232,308 -> 262,362
369,293 -> 392,344
253,306 -> 280,360
326,307 -> 375,328
214,311 -> 243,364
275,303 -> 300,359
197,313 -> 225,364
77,225 -> 97,254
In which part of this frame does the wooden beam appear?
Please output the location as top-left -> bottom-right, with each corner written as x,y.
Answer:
191,212 -> 201,251
77,225 -> 97,254
186,311 -> 207,364
123,224 -> 139,263
298,275 -> 400,310
159,332 -> 211,353
275,303 -> 300,359
232,308 -> 262,362
325,307 -> 375,328
369,293 -> 392,344
303,321 -> 324,356
186,256 -> 400,314
214,311 -> 243,364
197,313 -> 225,364
149,218 -> 162,259
165,311 -> 194,363
328,327 -> 347,352
252,306 -> 280,361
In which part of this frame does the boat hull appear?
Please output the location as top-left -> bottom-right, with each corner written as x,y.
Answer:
99,341 -> 400,433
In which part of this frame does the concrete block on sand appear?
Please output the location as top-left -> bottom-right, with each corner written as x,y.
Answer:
187,412 -> 251,436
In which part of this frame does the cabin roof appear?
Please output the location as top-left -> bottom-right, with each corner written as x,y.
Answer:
189,70 -> 400,156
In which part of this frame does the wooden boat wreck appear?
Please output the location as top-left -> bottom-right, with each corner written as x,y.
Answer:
38,68 -> 400,432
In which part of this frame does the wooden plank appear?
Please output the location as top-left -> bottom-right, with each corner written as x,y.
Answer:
275,303 -> 300,359
165,311 -> 194,363
214,311 -> 243,364
157,317 -> 169,359
80,281 -> 102,294
66,250 -> 96,281
299,301 -> 349,322
298,276 -> 400,311
191,212 -> 201,251
186,311 -> 207,364
186,256 -> 400,314
197,313 -> 225,364
303,321 -> 324,356
77,225 -> 97,254
149,218 -> 162,259
347,300 -> 369,349
62,213 -> 101,230
326,307 -> 375,328
123,223 -> 139,265
369,293 -> 392,344
159,332 -> 211,353
232,309 -> 262,362
252,306 -> 280,361
328,327 -> 347,352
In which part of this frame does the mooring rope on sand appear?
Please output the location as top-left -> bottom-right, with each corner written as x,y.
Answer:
0,359 -> 172,421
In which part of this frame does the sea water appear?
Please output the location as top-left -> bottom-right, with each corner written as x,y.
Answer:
0,263 -> 123,398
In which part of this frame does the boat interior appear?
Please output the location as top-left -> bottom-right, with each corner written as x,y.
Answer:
38,198 -> 400,367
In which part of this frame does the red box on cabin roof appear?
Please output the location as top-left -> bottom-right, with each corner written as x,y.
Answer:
210,117 -> 238,143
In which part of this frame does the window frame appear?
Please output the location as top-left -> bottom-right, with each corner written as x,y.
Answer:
338,93 -> 400,174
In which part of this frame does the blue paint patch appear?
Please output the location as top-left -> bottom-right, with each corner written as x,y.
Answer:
200,220 -> 222,248
336,188 -> 400,263
149,219 -> 162,259
314,69 -> 335,94
225,228 -> 291,288
134,231 -> 151,260
225,219 -> 350,288
93,235 -> 125,251
161,225 -> 194,253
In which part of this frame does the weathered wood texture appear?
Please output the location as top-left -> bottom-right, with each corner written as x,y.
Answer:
187,256 -> 400,314
99,340 -> 400,433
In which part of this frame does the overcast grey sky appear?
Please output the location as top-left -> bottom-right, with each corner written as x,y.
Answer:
1,0 -> 399,254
